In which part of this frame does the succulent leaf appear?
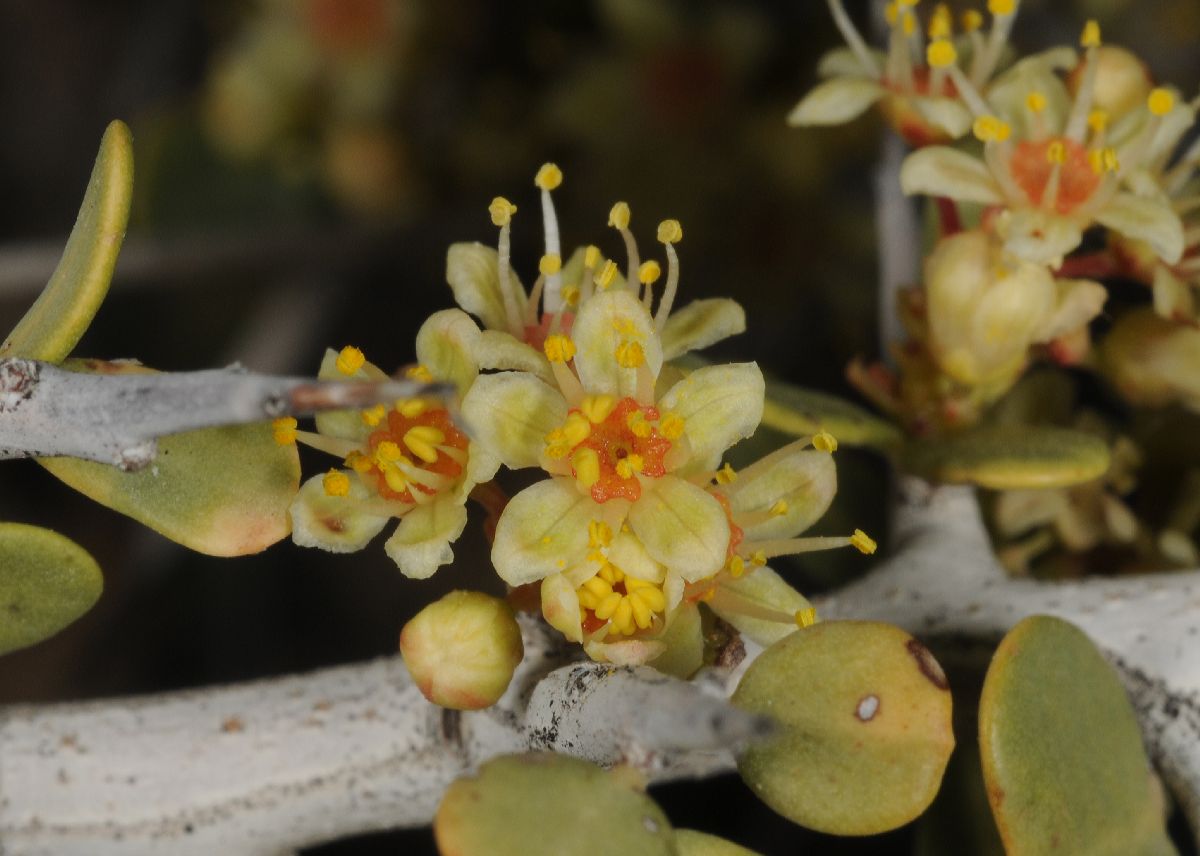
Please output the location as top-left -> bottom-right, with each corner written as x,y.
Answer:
905,426 -> 1110,489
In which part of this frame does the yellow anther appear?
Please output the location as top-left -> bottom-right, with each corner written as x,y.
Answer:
489,196 -> 517,227
928,4 -> 952,38
615,340 -> 646,368
406,365 -> 434,383
659,412 -> 685,440
637,260 -> 662,285
987,0 -> 1014,15
961,9 -> 983,31
335,345 -> 365,375
345,451 -> 373,474
539,253 -> 562,276
770,499 -> 790,517
1045,140 -> 1067,165
271,417 -> 297,445
404,425 -> 445,464
716,462 -> 738,485
382,463 -> 408,494
1025,91 -> 1046,113
543,333 -> 576,363
657,219 -> 683,244
608,201 -> 631,230
699,588 -> 716,604
544,429 -> 570,460
972,115 -> 1011,143
361,404 -> 387,427
1080,19 -> 1101,48
884,1 -> 899,24
584,245 -> 601,268
795,607 -> 819,629
1088,109 -> 1109,133
396,398 -> 427,418
1089,147 -> 1120,174
902,11 -> 916,35
813,431 -> 839,453
615,454 -> 644,480
562,412 -> 592,446
728,555 -> 746,578
851,529 -> 878,555
898,0 -> 918,7
750,550 -> 767,567
594,259 -> 618,290
583,576 -> 613,598
594,590 -> 622,621
626,410 -> 652,438
588,519 -> 613,548
926,39 -> 957,68
375,440 -> 404,464
562,285 -> 581,307
573,447 -> 601,489
534,163 -> 563,191
1148,88 -> 1175,117
580,395 -> 616,424
323,469 -> 351,497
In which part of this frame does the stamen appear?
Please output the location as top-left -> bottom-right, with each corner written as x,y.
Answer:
608,201 -> 642,286
654,220 -> 683,331
638,260 -> 661,309
594,259 -> 618,291
795,607 -> 819,628
535,164 -> 565,313
580,395 -> 617,424
926,38 -> 956,96
928,4 -> 952,39
972,0 -> 1018,88
824,0 -> 881,79
544,334 -> 576,363
323,469 -> 351,497
715,462 -> 738,485
574,447 -> 601,490
1148,87 -> 1176,117
361,404 -> 387,427
489,197 -> 525,337
1064,21 -> 1101,142
580,245 -> 601,302
335,346 -> 365,375
813,431 -> 839,452
403,426 -> 446,464
741,534 -> 868,559
294,430 -> 360,459
851,529 -> 878,554
972,115 -> 1012,144
272,417 -> 298,445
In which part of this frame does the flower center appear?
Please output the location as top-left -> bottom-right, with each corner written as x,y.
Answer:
360,403 -> 469,504
576,562 -> 668,638
1009,137 -> 1101,214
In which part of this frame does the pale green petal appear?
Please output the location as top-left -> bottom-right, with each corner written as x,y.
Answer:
462,443 -> 501,500
659,362 -> 764,471
415,309 -> 480,395
446,242 -> 524,332
314,347 -> 383,441
787,78 -> 885,127
291,473 -> 392,553
606,531 -> 665,583
712,566 -> 813,648
726,444 -> 837,541
1036,278 -> 1107,343
460,372 -> 567,469
571,290 -> 663,397
661,298 -> 746,360
628,476 -> 730,582
996,209 -> 1084,267
649,603 -> 704,680
541,573 -> 583,643
988,55 -> 1073,138
383,496 -> 468,579
912,97 -> 972,139
474,329 -> 554,383
900,147 -> 1004,205
817,46 -> 885,79
491,478 -> 600,586
1096,193 -> 1184,265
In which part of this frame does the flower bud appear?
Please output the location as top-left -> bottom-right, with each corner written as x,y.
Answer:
1102,309 -> 1200,412
1068,46 -> 1152,120
400,591 -> 524,710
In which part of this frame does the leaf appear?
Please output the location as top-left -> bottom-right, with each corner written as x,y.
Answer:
979,616 -> 1175,856
675,829 -> 762,855
760,376 -> 903,451
1,121 -> 133,363
0,523 -> 102,655
434,753 -> 676,856
733,620 -> 955,835
39,359 -> 299,556
905,426 -> 1110,489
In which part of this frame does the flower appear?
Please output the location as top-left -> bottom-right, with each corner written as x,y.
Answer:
789,0 -> 1025,146
277,311 -> 499,579
900,22 -> 1187,267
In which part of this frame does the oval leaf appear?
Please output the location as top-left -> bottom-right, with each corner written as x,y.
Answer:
761,377 -> 902,451
905,426 -> 1110,489
2,121 -> 133,362
733,620 -> 954,835
675,829 -> 762,855
979,615 -> 1175,856
434,753 -> 675,856
0,523 -> 102,655
39,359 -> 299,556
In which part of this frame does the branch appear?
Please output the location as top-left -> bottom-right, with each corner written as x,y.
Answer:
0,359 -> 452,469
0,616 -> 764,855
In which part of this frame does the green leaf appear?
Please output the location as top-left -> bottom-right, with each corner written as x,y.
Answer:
0,523 -> 102,655
434,753 -> 676,856
979,616 -> 1175,856
733,620 -> 955,835
675,829 -> 762,855
905,426 -> 1110,489
1,121 -> 133,363
760,378 -> 903,451
39,359 -> 299,556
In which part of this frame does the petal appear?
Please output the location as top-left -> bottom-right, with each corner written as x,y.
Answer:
726,443 -> 837,540
462,443 -> 501,500
996,208 -> 1084,267
290,473 -> 392,553
900,147 -> 1004,205
314,347 -> 385,442
446,242 -> 524,332
1036,278 -> 1107,343
541,573 -> 583,643
628,476 -> 730,582
383,496 -> 468,579
661,298 -> 746,360
1151,264 -> 1195,322
571,290 -> 664,397
787,77 -> 885,127
474,329 -> 554,383
460,371 -> 567,469
415,309 -> 480,396
491,478 -> 601,586
648,603 -> 704,680
912,97 -> 972,139
583,637 -> 666,666
817,46 -> 885,79
658,362 -> 765,471
1095,194 -> 1184,265
606,531 -> 666,584
712,565 -> 814,648
988,55 -> 1073,138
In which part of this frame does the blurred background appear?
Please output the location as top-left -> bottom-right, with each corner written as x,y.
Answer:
0,0 -> 1197,852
